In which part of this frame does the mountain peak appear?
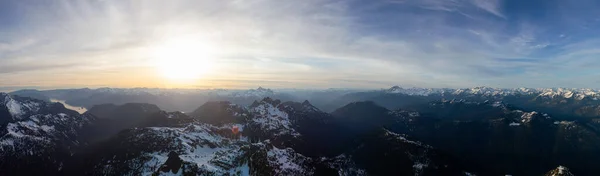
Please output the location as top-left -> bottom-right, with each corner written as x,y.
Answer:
472,86 -> 493,89
1,92 -> 12,104
278,100 -> 320,113
387,86 -> 402,92
257,86 -> 268,91
190,101 -> 246,125
225,87 -> 276,98
302,100 -> 311,106
545,166 -> 575,176
254,86 -> 273,93
299,100 -> 319,111
1,93 -> 9,105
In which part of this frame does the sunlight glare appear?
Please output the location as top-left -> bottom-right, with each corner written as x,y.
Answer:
153,38 -> 216,81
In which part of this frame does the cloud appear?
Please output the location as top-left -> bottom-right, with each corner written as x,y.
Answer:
1,0 -> 600,88
0,39 -> 36,52
0,63 -> 78,74
471,0 -> 505,18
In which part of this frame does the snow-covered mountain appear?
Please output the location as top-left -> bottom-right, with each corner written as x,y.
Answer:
0,93 -> 94,175
248,98 -> 302,139
86,122 -> 252,175
326,86 -> 600,121
385,85 -> 600,100
3,91 -> 600,175
389,100 -> 600,175
386,86 -> 452,96
58,97 -> 488,175
13,86 -> 600,117
66,100 -> 353,176
545,166 -> 575,176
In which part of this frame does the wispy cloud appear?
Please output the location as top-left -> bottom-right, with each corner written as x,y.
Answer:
1,0 -> 600,88
471,0 -> 505,18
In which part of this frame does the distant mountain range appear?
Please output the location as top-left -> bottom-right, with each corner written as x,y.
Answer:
10,87 -> 299,113
10,86 -> 600,115
3,86 -> 600,175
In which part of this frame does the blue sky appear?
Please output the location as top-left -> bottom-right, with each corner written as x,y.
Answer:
1,0 -> 600,89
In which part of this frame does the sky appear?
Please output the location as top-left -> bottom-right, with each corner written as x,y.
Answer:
1,0 -> 600,89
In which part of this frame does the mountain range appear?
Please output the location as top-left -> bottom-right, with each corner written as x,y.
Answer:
3,86 -> 600,175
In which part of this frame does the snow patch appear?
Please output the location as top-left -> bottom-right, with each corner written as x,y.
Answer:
6,98 -> 23,118
492,101 -> 503,107
19,120 -> 40,130
129,123 -> 252,175
558,166 -> 566,174
520,111 -> 538,123
266,146 -> 310,175
554,121 -> 574,125
409,112 -> 420,117
140,152 -> 169,175
383,130 -> 429,147
180,146 -> 224,171
40,125 -> 55,132
413,162 -> 428,170
464,172 -> 477,176
6,123 -> 26,138
563,91 -> 573,99
233,163 -> 250,176
0,139 -> 15,147
30,117 -> 40,123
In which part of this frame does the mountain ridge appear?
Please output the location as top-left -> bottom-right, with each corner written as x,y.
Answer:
1,91 -> 599,175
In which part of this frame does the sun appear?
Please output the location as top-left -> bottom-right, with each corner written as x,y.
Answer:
152,38 -> 216,81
